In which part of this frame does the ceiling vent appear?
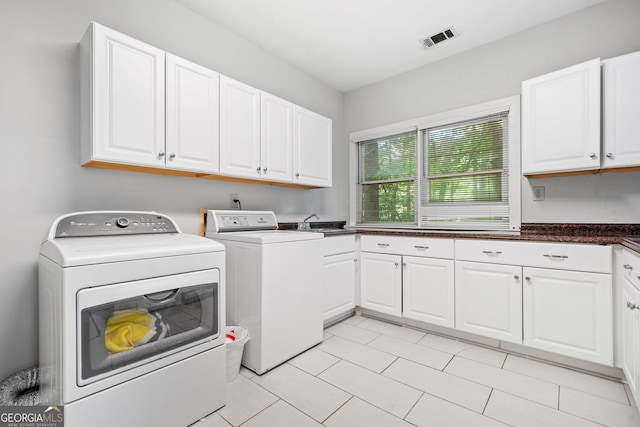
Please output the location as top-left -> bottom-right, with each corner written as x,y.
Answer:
420,27 -> 458,49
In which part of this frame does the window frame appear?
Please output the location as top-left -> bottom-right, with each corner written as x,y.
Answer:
350,95 -> 521,232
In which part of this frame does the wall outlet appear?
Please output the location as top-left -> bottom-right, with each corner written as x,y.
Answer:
532,186 -> 545,201
229,193 -> 240,209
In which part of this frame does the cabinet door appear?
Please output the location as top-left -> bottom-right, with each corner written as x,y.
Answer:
455,261 -> 522,344
360,252 -> 402,317
523,267 -> 612,366
622,279 -> 640,404
261,92 -> 293,183
166,54 -> 219,174
89,23 -> 165,167
323,252 -> 356,321
403,256 -> 454,328
219,75 -> 260,179
293,106 -> 332,187
602,51 -> 640,169
522,58 -> 600,175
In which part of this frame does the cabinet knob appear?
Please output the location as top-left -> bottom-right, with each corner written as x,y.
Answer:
606,153 -> 613,159
589,153 -> 597,159
402,262 -> 407,268
263,167 -> 268,173
623,264 -> 633,270
514,275 -> 520,280
295,173 -> 300,178
256,167 -> 261,173
158,152 -> 165,158
394,262 -> 399,267
169,153 -> 176,159
525,276 -> 531,282
627,301 -> 639,311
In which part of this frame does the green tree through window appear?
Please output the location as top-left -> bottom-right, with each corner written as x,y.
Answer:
359,131 -> 416,224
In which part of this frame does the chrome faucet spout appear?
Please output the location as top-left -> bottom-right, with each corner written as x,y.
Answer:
303,213 -> 319,223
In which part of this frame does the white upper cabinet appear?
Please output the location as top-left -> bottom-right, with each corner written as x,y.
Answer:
260,92 -> 293,183
293,106 -> 332,187
602,51 -> 640,169
219,75 -> 261,179
166,53 -> 219,174
522,58 -> 601,175
81,22 -> 165,168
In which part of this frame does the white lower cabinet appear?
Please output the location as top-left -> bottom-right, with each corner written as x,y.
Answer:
621,249 -> 640,407
455,261 -> 523,344
403,256 -> 454,328
522,267 -> 613,365
360,252 -> 402,317
323,252 -> 356,321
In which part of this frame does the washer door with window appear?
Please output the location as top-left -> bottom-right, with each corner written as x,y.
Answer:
76,269 -> 222,387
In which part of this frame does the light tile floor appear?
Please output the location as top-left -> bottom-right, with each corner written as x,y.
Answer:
195,314 -> 640,427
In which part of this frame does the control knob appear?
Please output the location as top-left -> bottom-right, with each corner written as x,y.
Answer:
115,217 -> 130,228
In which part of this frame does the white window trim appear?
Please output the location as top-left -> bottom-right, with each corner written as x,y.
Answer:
349,95 -> 521,232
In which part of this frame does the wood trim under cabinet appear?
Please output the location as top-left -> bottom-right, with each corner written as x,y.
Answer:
524,165 -> 640,179
83,161 -> 318,189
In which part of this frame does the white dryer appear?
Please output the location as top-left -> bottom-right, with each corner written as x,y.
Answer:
206,210 -> 324,374
39,211 -> 226,427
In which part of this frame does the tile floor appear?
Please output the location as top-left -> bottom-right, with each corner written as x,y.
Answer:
195,314 -> 640,427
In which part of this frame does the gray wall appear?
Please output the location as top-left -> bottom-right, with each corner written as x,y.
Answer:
344,0 -> 640,224
0,0 -> 345,381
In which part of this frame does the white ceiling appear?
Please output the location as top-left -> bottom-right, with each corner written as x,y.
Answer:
175,0 -> 608,92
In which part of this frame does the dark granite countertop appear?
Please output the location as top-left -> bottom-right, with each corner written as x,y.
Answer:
279,221 -> 640,253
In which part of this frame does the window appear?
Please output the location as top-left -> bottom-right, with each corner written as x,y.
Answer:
353,96 -> 520,231
420,112 -> 510,230
357,131 -> 417,225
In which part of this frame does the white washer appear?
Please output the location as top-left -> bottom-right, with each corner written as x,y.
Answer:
39,211 -> 226,427
206,210 -> 324,374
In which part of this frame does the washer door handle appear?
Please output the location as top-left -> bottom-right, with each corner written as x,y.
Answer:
144,289 -> 179,302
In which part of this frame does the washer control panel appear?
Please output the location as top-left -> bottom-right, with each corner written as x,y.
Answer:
207,210 -> 277,233
54,212 -> 178,237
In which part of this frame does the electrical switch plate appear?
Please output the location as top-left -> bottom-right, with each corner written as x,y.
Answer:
229,193 -> 239,209
532,186 -> 545,201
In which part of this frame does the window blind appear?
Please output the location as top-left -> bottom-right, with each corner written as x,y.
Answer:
357,131 -> 417,225
420,112 -> 510,230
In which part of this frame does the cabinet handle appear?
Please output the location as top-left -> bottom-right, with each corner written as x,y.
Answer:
377,243 -> 390,247
402,262 -> 407,268
589,153 -> 597,159
353,259 -> 358,262
525,276 -> 531,282
158,152 -> 165,158
414,245 -> 429,250
623,264 -> 633,270
169,153 -> 176,159
627,301 -> 639,311
514,275 -> 520,280
263,167 -> 268,173
394,262 -> 399,267
606,153 -> 613,159
482,250 -> 502,255
295,173 -> 300,178
256,167 -> 261,173
543,254 -> 568,259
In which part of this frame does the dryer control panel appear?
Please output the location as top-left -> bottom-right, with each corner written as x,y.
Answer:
207,210 -> 278,233
54,212 -> 179,237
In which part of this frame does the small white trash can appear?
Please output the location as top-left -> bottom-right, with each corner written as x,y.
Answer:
225,326 -> 250,382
